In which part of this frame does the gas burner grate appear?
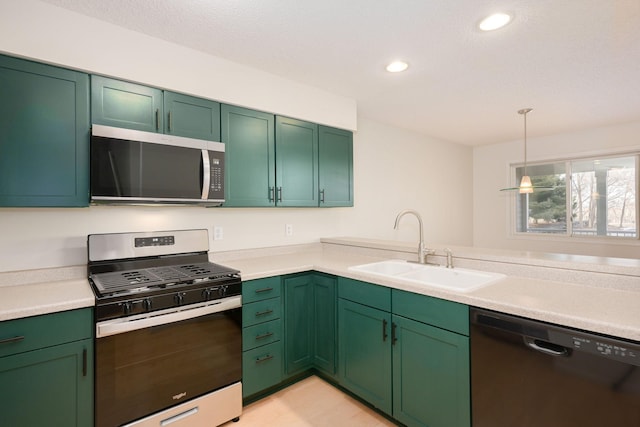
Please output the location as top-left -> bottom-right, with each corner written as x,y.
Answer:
90,262 -> 232,296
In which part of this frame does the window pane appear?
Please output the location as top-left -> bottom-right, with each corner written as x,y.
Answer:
571,156 -> 637,238
516,163 -> 567,234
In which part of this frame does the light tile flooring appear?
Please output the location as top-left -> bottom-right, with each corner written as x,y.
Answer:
223,376 -> 397,426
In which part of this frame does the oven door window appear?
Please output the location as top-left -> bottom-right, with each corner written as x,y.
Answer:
95,309 -> 241,427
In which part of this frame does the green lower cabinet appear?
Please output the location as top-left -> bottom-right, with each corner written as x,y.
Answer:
242,341 -> 283,398
0,321 -> 93,427
242,277 -> 284,399
284,273 -> 338,379
392,315 -> 470,427
283,274 -> 314,376
338,280 -> 470,426
338,298 -> 393,415
312,273 -> 337,377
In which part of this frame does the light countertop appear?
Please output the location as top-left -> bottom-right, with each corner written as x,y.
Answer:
1,239 -> 638,343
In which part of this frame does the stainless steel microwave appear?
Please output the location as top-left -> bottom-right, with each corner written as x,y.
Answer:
90,125 -> 225,206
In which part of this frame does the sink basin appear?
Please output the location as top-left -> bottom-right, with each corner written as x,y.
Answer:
349,260 -> 505,292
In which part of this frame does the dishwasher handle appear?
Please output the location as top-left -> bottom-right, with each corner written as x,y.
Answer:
523,336 -> 571,357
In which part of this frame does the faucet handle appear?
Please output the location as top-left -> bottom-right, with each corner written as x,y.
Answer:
444,248 -> 454,268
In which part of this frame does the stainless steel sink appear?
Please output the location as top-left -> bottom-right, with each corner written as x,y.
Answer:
349,260 -> 505,292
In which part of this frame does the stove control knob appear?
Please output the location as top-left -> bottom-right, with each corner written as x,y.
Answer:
143,298 -> 153,312
174,292 -> 185,306
122,301 -> 133,315
202,288 -> 212,301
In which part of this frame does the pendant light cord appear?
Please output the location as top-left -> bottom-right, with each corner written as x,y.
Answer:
518,108 -> 532,177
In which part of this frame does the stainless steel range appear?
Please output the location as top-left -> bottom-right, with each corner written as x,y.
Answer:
88,229 -> 242,427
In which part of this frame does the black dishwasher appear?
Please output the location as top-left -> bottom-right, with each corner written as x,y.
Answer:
470,308 -> 640,426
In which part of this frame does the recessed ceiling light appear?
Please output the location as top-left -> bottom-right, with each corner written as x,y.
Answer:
386,61 -> 409,73
478,13 -> 512,31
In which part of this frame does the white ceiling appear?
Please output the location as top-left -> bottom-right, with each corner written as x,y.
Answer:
40,0 -> 640,146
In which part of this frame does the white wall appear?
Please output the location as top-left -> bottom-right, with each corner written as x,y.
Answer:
0,1 -> 474,272
0,0 -> 356,131
474,120 -> 640,258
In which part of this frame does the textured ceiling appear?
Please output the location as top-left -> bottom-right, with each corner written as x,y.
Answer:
40,0 -> 640,146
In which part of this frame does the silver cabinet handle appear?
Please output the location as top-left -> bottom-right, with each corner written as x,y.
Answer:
168,111 -> 173,132
277,187 -> 283,202
155,109 -> 160,131
320,189 -> 325,203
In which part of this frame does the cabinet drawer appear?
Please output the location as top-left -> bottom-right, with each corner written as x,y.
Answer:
243,319 -> 282,351
243,277 -> 282,304
0,309 -> 93,358
242,298 -> 281,327
338,277 -> 391,312
392,289 -> 469,336
242,341 -> 283,398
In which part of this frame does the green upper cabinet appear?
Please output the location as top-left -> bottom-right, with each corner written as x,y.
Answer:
318,125 -> 353,207
92,76 -> 221,141
91,75 -> 163,133
163,91 -> 220,141
275,116 -> 319,207
0,55 -> 89,207
221,104 -> 276,207
221,105 -> 353,208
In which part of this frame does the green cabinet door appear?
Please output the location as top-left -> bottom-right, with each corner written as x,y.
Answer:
0,55 -> 89,207
338,298 -> 392,415
0,338 -> 93,427
91,75 -> 163,132
221,105 -> 275,206
163,91 -> 220,141
284,274 -> 314,376
312,273 -> 337,377
392,315 -> 470,427
318,126 -> 353,207
275,116 -> 319,207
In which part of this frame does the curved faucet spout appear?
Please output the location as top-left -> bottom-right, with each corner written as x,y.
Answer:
394,209 -> 428,264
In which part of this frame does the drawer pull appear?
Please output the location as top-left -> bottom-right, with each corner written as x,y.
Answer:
255,332 -> 274,340
256,354 -> 274,364
255,309 -> 274,317
255,287 -> 274,294
0,336 -> 25,345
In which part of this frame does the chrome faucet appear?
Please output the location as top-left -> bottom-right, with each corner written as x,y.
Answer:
393,209 -> 435,264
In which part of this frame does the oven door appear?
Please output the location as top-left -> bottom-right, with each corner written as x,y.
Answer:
95,297 -> 242,427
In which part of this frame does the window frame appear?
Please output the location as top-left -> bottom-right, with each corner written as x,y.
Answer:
508,152 -> 639,242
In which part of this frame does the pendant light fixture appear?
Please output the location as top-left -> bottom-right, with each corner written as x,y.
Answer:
500,108 -> 552,193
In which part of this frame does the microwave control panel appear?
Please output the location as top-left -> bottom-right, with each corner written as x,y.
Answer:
208,151 -> 224,199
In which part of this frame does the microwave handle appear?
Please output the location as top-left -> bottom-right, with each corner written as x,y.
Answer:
201,149 -> 210,200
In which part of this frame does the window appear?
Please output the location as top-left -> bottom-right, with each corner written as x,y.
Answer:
515,155 -> 638,238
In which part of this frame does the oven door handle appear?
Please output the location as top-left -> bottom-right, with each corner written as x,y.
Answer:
96,295 -> 241,338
